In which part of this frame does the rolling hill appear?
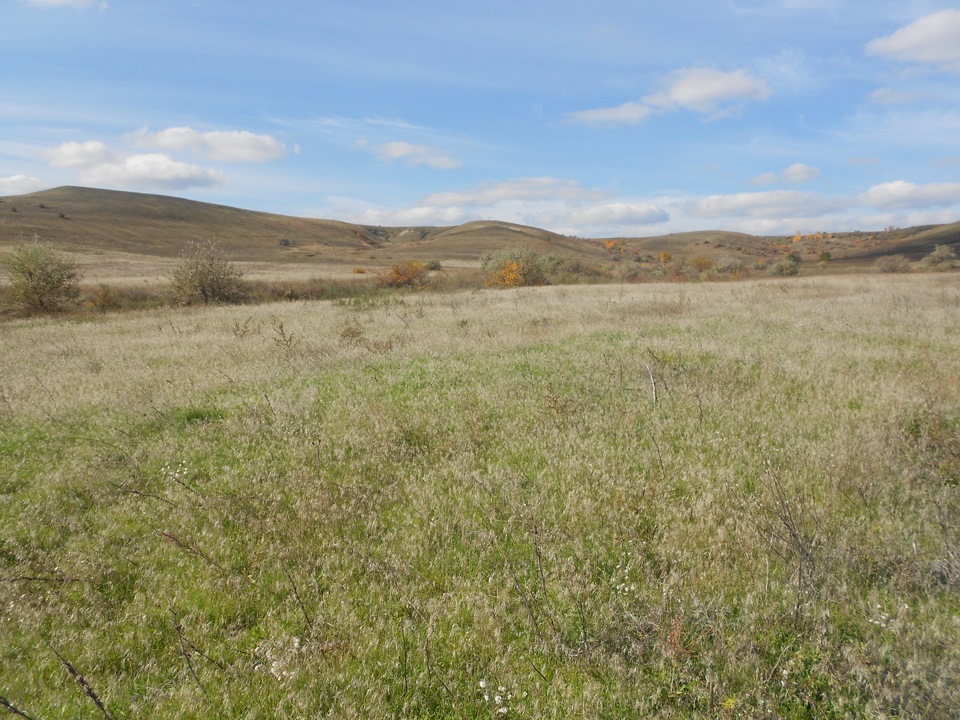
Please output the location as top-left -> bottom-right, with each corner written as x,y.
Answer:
0,186 -> 609,267
1,186 -> 958,275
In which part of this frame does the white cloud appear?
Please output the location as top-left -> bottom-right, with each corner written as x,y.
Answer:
689,190 -> 850,219
77,153 -> 226,191
868,87 -> 921,105
423,177 -> 605,206
130,127 -> 286,162
332,179 -> 670,237
866,10 -> 960,74
568,67 -> 770,126
358,140 -> 461,169
0,174 -> 48,195
859,180 -> 960,210
563,202 -> 668,226
566,102 -> 653,127
751,163 -> 820,185
43,140 -> 116,168
348,205 -> 470,226
646,67 -> 771,114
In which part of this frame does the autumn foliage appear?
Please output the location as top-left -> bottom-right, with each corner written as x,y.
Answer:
377,261 -> 430,288
482,247 -> 547,288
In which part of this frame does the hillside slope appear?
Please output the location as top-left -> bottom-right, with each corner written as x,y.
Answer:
0,187 -> 607,265
1,186 -> 957,271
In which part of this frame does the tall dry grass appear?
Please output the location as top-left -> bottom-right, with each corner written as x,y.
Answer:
1,274 -> 958,718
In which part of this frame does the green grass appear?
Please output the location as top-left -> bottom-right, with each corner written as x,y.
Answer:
1,274 -> 959,718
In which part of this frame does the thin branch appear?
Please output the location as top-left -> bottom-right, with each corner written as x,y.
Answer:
50,647 -> 115,720
106,479 -> 179,509
0,695 -> 39,720
527,657 -> 549,685
171,613 -> 205,694
284,566 -> 314,633
160,532 -> 223,571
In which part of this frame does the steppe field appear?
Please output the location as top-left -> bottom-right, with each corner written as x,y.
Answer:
2,273 -> 959,718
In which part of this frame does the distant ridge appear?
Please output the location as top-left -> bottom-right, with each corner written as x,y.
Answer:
1,186 -> 957,268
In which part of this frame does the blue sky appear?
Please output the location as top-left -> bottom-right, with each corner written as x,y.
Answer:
3,0 -> 960,237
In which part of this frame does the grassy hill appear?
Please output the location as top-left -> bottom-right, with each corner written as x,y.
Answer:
0,187 -> 607,268
1,186 -> 957,279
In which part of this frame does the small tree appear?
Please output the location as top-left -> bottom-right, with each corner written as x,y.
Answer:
0,236 -> 81,313
168,239 -> 249,305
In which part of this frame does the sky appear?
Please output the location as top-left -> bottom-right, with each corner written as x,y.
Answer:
3,0 -> 960,238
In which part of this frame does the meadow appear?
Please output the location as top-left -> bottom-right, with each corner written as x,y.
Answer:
1,273 -> 959,718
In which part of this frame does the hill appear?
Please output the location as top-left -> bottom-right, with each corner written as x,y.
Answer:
0,186 -> 608,268
1,186 -> 957,276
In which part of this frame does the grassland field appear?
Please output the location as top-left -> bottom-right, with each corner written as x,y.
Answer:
1,273 -> 959,718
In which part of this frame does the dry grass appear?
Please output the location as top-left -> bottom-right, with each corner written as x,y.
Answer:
1,274 -> 959,718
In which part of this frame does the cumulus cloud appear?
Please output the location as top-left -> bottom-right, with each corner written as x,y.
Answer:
77,154 -> 226,191
348,205 -> 470,227
357,140 -> 461,169
130,127 -> 286,162
689,190 -> 850,219
334,178 -> 670,237
859,180 -> 960,210
43,140 -> 117,168
866,10 -> 960,74
40,136 -> 228,191
568,67 -> 770,126
646,67 -> 771,114
563,202 -> 668,226
0,174 -> 48,195
423,177 -> 605,206
751,163 -> 820,185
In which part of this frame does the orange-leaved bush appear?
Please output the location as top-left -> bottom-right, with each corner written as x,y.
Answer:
377,261 -> 429,288
482,247 -> 546,288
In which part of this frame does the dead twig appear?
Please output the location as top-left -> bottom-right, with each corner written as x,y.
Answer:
284,566 -> 314,633
0,695 -> 38,720
171,613 -> 205,693
50,647 -> 115,720
160,531 -> 223,571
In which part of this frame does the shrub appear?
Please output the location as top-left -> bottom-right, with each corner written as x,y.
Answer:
875,254 -> 912,273
377,261 -> 429,288
0,236 -> 81,313
921,244 -> 957,271
168,239 -> 249,305
90,283 -> 122,312
483,247 -> 546,288
715,256 -> 743,276
769,256 -> 800,276
426,259 -> 443,271
691,256 -> 715,273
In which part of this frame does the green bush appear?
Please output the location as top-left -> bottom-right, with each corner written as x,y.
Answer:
168,239 -> 249,305
921,245 -> 957,271
769,256 -> 800,277
0,236 -> 81,313
482,247 -> 546,287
